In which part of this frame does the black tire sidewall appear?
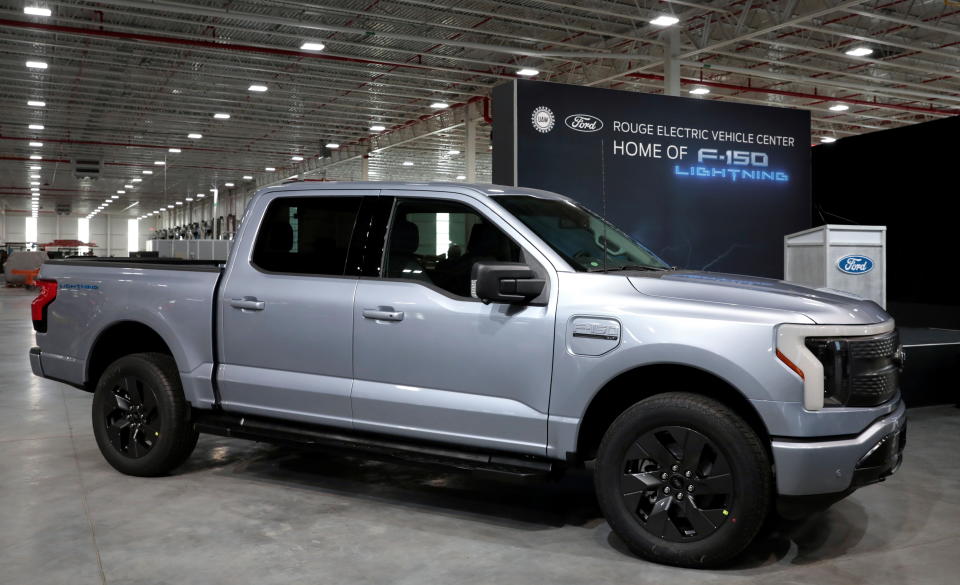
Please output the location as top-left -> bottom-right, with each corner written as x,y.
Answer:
91,353 -> 195,477
595,393 -> 770,567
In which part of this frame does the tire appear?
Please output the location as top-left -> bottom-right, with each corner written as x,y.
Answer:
91,352 -> 198,477
594,392 -> 771,568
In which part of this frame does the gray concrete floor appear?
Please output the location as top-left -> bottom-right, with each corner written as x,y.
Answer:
2,285 -> 959,585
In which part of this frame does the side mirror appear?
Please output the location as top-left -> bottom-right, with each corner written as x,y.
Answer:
471,262 -> 545,304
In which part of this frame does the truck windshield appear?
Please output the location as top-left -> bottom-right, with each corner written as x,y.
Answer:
492,195 -> 669,272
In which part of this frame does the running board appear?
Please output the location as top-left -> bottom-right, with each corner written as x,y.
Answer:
192,411 -> 558,481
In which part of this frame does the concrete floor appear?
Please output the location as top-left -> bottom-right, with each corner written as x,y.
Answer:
2,285 -> 959,585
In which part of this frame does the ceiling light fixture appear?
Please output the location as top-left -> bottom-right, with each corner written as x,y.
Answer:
845,47 -> 873,57
689,87 -> 710,95
29,141 -> 43,147
370,124 -> 386,132
325,143 -> 340,149
447,149 -> 461,155
265,167 -> 276,171
185,197 -> 194,202
28,124 -> 44,130
829,104 -> 850,112
213,113 -> 230,119
30,155 -> 42,160
30,174 -> 41,179
402,161 -> 414,166
456,175 -> 466,180
30,181 -> 40,186
820,136 -> 837,143
132,178 -> 142,182
30,165 -> 41,170
175,201 -> 183,206
300,41 -> 326,51
197,194 -> 205,198
154,161 -> 165,165
650,15 -> 679,27
430,102 -> 449,109
168,148 -> 181,153
124,184 -> 134,189
248,84 -> 268,92
24,6 -> 52,17
516,68 -> 539,77
224,182 -> 235,187
291,156 -> 304,161
116,190 -> 125,194
26,61 -> 48,69
142,170 -> 153,175
27,100 -> 45,107
187,133 -> 202,139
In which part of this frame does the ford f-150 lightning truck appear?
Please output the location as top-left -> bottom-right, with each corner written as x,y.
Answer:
29,182 -> 906,567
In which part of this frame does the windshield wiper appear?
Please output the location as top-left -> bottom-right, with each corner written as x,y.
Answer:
588,264 -> 669,273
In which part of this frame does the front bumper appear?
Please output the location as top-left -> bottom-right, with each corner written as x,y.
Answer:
772,399 -> 907,496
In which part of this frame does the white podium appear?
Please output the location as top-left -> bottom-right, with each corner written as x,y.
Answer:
784,224 -> 887,308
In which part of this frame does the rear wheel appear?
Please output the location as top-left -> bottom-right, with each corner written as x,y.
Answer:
91,352 -> 198,476
594,392 -> 771,568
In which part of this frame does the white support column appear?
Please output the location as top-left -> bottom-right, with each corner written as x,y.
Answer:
360,153 -> 370,180
664,28 -> 681,96
106,214 -> 112,257
465,112 -> 477,183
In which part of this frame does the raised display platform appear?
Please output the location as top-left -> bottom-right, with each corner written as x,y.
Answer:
900,327 -> 960,407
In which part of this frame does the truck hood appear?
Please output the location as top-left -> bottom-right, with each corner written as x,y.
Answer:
628,270 -> 889,325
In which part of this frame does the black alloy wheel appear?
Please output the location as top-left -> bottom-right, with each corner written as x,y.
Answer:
92,353 -> 198,476
101,375 -> 162,459
594,392 -> 771,568
621,425 -> 733,542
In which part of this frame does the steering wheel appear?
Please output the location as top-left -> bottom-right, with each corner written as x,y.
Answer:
594,232 -> 624,256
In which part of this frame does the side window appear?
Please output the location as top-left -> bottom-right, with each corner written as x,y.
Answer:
252,196 -> 361,275
385,199 -> 521,297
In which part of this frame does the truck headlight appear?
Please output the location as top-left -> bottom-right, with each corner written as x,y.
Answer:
776,321 -> 895,411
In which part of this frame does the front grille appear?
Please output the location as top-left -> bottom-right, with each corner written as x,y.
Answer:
805,330 -> 901,407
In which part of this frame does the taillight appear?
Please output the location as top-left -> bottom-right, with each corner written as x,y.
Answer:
31,279 -> 57,333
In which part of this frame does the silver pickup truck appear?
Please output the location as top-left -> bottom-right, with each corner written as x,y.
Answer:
30,182 -> 906,567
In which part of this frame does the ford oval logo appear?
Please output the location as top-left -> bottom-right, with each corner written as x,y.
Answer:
564,114 -> 603,133
837,254 -> 874,275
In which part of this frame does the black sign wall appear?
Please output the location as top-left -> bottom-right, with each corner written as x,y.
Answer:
492,80 -> 811,278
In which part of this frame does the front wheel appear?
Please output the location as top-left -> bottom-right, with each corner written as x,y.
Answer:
91,352 -> 198,477
594,392 -> 771,568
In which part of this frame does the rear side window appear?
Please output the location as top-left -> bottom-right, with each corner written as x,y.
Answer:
252,196 -> 361,275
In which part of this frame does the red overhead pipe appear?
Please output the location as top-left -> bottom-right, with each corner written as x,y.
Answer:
0,18 -> 495,76
1,135 -> 305,157
626,73 -> 957,116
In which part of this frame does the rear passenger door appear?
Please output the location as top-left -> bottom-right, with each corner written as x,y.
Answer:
351,191 -> 558,455
217,190 -> 375,427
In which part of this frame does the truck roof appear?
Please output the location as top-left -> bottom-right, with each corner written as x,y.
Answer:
260,181 -> 573,202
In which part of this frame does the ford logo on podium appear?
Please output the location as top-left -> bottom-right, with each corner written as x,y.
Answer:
564,114 -> 603,132
837,254 -> 874,275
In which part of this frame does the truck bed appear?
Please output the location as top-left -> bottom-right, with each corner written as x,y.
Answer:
45,258 -> 223,271
34,259 -> 222,408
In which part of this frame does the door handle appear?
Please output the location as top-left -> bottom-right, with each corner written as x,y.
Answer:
362,309 -> 404,322
230,297 -> 265,311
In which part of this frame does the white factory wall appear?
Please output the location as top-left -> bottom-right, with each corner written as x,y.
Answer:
1,212 -> 149,257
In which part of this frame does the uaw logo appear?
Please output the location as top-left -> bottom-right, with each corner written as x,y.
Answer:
837,254 -> 874,275
564,114 -> 604,132
531,106 -> 555,133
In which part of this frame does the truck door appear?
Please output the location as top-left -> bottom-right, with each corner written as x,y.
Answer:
351,191 -> 558,455
217,190 -> 376,427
